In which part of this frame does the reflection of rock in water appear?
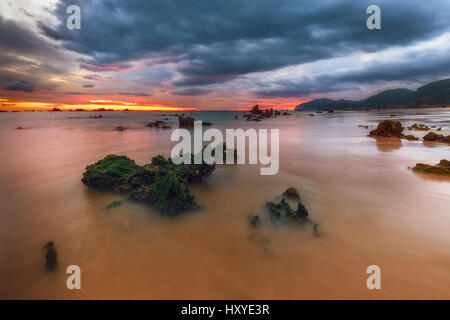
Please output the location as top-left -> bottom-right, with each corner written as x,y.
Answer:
248,233 -> 273,256
374,137 -> 402,152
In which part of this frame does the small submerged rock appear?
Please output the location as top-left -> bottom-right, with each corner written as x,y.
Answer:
412,159 -> 450,176
402,134 -> 419,141
407,123 -> 430,131
248,214 -> 261,228
146,120 -> 171,128
178,115 -> 212,127
115,126 -> 127,131
265,187 -> 315,230
105,200 -> 122,210
44,241 -> 57,271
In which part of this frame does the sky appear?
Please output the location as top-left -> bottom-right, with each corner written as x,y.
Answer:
0,0 -> 449,111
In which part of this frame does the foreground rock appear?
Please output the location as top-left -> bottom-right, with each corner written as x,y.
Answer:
265,188 -> 315,231
82,153 -> 218,215
44,241 -> 57,271
369,120 -> 404,138
423,132 -> 450,143
412,159 -> 450,176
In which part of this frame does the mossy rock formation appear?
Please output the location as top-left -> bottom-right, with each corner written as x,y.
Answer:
265,188 -> 314,228
82,153 -> 216,215
369,120 -> 404,138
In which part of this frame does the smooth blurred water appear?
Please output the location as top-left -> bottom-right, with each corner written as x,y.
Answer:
0,108 -> 449,299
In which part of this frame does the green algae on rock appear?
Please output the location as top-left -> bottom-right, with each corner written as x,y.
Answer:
369,120 -> 404,138
82,154 -> 215,215
82,155 -> 142,191
105,200 -> 123,210
265,187 -> 313,226
130,170 -> 199,215
412,159 -> 450,176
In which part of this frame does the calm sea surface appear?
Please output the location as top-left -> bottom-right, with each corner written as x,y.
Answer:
0,109 -> 449,299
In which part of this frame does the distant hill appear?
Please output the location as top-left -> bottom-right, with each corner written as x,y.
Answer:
295,78 -> 450,111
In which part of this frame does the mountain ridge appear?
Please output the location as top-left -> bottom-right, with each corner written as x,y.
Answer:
295,78 -> 450,111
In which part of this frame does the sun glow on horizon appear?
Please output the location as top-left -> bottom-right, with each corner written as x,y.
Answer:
0,97 -> 196,111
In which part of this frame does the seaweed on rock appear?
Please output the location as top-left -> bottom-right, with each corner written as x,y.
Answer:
81,155 -> 141,191
82,153 -> 216,215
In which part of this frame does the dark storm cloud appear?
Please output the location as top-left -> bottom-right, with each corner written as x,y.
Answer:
171,87 -> 213,96
117,91 -> 152,97
41,0 -> 450,89
3,80 -> 35,93
0,15 -> 72,91
254,45 -> 450,97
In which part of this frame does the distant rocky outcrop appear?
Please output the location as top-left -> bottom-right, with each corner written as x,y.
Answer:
178,115 -> 195,127
423,132 -> 450,143
295,78 -> 450,111
412,159 -> 450,176
407,123 -> 430,131
178,115 -> 212,127
369,120 -> 404,138
243,104 -> 284,121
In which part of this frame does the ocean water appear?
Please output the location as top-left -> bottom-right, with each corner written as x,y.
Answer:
0,108 -> 449,299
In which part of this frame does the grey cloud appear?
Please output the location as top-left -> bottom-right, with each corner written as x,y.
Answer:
171,87 -> 213,96
3,80 -> 34,92
40,0 -> 450,88
117,91 -> 152,97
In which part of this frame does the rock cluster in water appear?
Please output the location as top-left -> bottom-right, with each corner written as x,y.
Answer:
82,153 -> 217,215
412,159 -> 450,176
243,104 -> 289,121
